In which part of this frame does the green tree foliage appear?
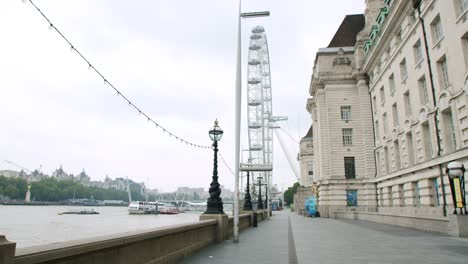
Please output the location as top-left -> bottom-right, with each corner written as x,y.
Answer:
0,176 -> 27,200
283,182 -> 300,206
0,176 -> 144,202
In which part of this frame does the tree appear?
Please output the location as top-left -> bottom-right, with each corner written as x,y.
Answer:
283,182 -> 300,206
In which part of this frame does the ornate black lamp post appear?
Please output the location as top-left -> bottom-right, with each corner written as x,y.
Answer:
205,120 -> 224,214
243,171 -> 252,211
446,161 -> 466,215
257,176 -> 264,210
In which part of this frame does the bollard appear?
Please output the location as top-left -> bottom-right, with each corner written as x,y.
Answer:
0,235 -> 16,264
253,212 -> 258,227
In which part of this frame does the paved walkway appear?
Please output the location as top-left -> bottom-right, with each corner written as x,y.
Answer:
183,211 -> 468,264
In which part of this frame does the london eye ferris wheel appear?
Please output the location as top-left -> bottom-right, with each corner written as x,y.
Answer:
246,25 -> 273,189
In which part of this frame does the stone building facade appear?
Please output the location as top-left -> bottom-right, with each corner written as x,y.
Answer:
364,0 -> 468,218
298,125 -> 314,187
307,0 -> 468,221
307,14 -> 378,218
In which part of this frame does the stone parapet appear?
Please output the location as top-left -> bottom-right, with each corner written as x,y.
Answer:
0,235 -> 15,264
4,211 -> 270,264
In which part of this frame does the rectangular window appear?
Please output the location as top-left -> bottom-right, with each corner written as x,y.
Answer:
407,132 -> 415,166
389,74 -> 395,94
399,184 -> 405,206
456,0 -> 468,16
414,182 -> 421,207
442,109 -> 457,153
404,91 -> 412,116
463,33 -> 468,68
413,40 -> 423,64
394,140 -> 401,170
376,151 -> 381,175
342,128 -> 353,145
431,15 -> 444,43
375,120 -> 380,141
400,59 -> 408,80
384,146 -> 390,174
307,161 -> 313,176
422,122 -> 433,160
392,103 -> 399,127
388,186 -> 393,206
307,161 -> 314,185
344,157 -> 355,179
418,76 -> 429,104
379,188 -> 384,206
395,27 -> 402,46
433,178 -> 440,206
346,190 -> 358,206
437,56 -> 450,88
372,96 -> 377,112
383,113 -> 388,134
380,86 -> 385,104
341,106 -> 351,121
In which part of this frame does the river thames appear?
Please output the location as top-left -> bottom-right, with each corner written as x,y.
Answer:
0,205 -> 202,248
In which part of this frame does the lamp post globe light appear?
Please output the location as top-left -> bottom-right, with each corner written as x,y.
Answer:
205,120 -> 225,214
446,161 -> 466,215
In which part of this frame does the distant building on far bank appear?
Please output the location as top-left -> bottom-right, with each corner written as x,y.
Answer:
0,170 -> 19,178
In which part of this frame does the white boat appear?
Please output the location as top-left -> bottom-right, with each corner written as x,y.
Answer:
128,201 -> 158,214
157,202 -> 179,215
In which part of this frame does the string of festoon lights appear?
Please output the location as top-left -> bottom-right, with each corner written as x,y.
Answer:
24,0 -> 214,150
219,153 -> 235,176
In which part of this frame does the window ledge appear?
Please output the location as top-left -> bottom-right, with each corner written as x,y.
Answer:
456,9 -> 468,24
401,76 -> 408,84
432,36 -> 444,49
414,59 -> 424,69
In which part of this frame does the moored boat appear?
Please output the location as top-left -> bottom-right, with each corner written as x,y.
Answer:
128,201 -> 158,214
58,209 -> 99,215
157,202 -> 179,215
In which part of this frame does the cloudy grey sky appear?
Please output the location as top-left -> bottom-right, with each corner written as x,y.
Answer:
0,0 -> 365,192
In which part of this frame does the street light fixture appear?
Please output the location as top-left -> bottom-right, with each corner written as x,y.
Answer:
256,176 -> 264,209
446,161 -> 466,215
243,171 -> 253,211
205,120 -> 225,214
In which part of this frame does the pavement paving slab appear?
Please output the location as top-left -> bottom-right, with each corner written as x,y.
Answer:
183,210 -> 468,264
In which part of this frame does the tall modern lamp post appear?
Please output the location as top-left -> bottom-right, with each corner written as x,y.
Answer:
446,161 -> 466,215
233,0 -> 270,242
205,120 -> 225,214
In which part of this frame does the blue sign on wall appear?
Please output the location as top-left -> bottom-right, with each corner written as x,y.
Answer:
346,190 -> 357,207
305,195 -> 317,216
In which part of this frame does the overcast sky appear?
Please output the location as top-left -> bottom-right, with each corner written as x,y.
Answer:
0,0 -> 365,192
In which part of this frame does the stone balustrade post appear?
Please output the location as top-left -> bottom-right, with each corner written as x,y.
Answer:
0,235 -> 16,264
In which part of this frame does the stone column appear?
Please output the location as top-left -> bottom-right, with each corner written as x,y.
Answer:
404,182 -> 416,206
392,185 -> 401,207
0,235 -> 15,264
383,186 -> 392,206
418,178 -> 435,207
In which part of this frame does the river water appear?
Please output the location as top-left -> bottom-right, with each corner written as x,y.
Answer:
0,205 -> 202,248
